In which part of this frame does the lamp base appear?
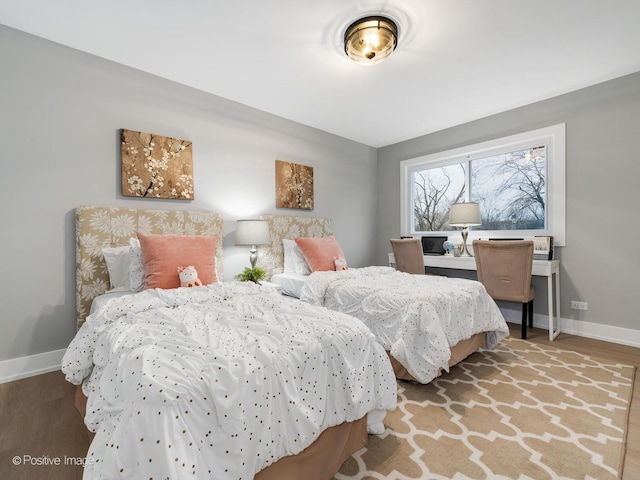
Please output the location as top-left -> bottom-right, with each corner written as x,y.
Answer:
460,227 -> 474,257
249,246 -> 257,268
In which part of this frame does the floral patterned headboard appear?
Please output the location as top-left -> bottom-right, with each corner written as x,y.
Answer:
75,206 -> 224,329
259,215 -> 333,281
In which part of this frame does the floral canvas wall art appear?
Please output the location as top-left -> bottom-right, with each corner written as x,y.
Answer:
121,129 -> 194,200
275,159 -> 314,210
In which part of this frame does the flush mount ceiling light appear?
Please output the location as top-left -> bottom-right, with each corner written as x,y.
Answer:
344,15 -> 398,65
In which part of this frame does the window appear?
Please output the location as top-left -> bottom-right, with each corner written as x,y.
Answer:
400,124 -> 566,245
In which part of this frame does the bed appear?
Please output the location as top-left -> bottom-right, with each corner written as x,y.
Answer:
63,206 -> 397,480
259,214 -> 510,385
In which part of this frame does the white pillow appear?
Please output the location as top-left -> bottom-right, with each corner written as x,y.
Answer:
128,237 -> 145,292
102,246 -> 131,292
283,239 -> 311,275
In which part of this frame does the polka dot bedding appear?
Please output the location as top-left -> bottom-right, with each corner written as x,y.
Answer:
62,281 -> 397,479
299,266 -> 510,384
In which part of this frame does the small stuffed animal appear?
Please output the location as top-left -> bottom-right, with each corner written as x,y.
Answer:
177,265 -> 202,287
334,256 -> 348,271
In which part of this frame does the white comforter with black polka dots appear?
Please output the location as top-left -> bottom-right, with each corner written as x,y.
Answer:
62,281 -> 396,479
300,266 -> 510,384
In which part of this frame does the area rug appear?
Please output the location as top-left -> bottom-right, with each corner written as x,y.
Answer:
335,337 -> 635,480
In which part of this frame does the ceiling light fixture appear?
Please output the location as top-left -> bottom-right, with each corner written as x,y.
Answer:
344,15 -> 398,66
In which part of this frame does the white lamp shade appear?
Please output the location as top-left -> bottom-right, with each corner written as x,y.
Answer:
449,202 -> 481,227
235,220 -> 271,246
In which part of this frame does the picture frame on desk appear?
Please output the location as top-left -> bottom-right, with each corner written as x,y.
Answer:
533,236 -> 554,260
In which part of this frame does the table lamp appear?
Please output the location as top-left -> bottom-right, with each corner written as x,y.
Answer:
448,202 -> 481,257
235,219 -> 271,268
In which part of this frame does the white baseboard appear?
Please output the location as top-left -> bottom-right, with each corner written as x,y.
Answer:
0,349 -> 65,384
500,308 -> 640,348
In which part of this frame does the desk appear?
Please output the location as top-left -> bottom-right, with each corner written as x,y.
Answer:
388,253 -> 561,341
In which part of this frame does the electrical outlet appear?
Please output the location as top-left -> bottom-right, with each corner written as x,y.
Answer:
571,301 -> 588,311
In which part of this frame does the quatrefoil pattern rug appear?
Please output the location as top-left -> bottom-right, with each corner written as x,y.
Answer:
336,337 -> 635,480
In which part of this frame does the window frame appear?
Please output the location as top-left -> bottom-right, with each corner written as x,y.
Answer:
400,124 -> 566,246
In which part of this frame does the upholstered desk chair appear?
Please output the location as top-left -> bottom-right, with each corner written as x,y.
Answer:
390,238 -> 425,274
473,240 -> 535,339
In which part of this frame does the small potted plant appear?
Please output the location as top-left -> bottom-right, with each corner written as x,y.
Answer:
235,266 -> 266,284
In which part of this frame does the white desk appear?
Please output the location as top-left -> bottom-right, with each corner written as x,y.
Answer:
388,253 -> 561,341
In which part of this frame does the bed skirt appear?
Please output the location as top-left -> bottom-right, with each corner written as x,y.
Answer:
389,332 -> 486,382
74,385 -> 367,480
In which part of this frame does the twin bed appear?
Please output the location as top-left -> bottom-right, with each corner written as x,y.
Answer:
259,214 -> 509,384
63,206 -> 509,479
64,206 -> 396,480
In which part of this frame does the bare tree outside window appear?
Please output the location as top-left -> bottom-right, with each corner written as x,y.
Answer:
471,146 -> 546,230
411,146 -> 546,232
412,163 -> 466,231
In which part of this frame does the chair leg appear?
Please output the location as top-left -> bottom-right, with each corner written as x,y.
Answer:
528,300 -> 533,328
521,303 -> 527,340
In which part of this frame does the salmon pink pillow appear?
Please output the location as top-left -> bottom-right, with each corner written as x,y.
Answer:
295,236 -> 346,272
137,232 -> 218,290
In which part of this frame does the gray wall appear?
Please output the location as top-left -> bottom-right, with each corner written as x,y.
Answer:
0,25 -> 377,363
2,22 -> 639,366
377,72 -> 640,338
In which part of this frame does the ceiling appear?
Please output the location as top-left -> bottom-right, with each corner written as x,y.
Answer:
2,0 -> 640,148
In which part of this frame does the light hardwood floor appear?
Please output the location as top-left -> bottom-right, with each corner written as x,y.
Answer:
0,323 -> 637,480
516,324 -> 640,480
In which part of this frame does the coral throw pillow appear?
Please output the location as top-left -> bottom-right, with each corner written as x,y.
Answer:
137,232 -> 218,290
295,236 -> 346,272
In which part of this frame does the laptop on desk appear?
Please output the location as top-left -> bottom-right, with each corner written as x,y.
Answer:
421,236 -> 447,255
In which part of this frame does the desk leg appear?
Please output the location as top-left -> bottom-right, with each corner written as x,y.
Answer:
547,271 -> 561,341
554,270 -> 561,340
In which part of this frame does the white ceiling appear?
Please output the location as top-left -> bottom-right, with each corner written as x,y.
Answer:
2,0 -> 640,147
